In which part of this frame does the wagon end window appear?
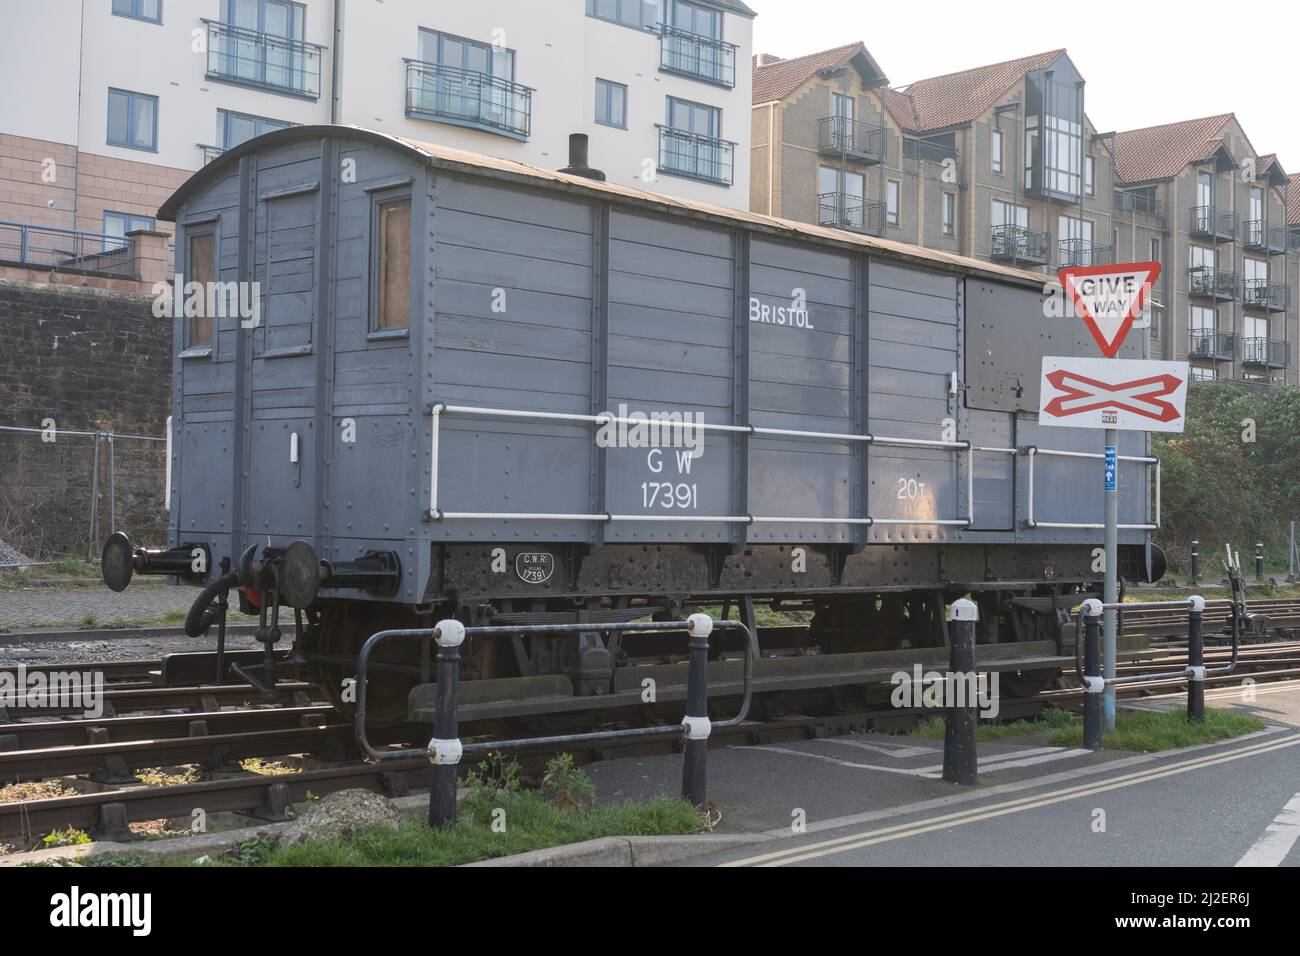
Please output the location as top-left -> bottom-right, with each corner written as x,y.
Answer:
188,231 -> 215,348
375,197 -> 412,331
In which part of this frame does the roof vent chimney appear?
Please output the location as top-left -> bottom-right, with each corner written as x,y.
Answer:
558,133 -> 606,181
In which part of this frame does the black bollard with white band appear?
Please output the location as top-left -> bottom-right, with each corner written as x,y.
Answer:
428,618 -> 465,827
942,598 -> 979,786
680,612 -> 712,808
1185,595 -> 1206,723
1081,599 -> 1104,750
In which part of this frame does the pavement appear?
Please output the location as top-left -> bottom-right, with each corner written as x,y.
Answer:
585,680 -> 1300,867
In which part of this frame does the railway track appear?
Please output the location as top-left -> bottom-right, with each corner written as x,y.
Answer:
2,619 -> 1298,848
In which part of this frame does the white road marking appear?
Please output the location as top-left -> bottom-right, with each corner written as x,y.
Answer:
744,742 -> 1090,778
1235,793 -> 1300,867
815,738 -> 935,759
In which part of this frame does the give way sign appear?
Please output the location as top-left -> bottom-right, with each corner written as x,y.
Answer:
1038,356 -> 1190,433
1059,261 -> 1161,357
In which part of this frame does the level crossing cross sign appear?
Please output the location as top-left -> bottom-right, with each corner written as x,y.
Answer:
1059,261 -> 1161,358
1038,356 -> 1189,433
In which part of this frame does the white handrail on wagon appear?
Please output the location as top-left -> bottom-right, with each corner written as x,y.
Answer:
425,403 -> 1145,532
426,402 -> 972,527
1025,446 -> 1161,531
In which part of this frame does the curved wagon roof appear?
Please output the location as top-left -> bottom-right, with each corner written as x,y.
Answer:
160,124 -> 1046,290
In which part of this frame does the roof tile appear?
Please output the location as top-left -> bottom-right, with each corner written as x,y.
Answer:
752,42 -> 871,104
1110,114 -> 1234,185
882,50 -> 1066,132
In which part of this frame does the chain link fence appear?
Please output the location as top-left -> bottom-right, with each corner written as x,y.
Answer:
0,424 -> 167,566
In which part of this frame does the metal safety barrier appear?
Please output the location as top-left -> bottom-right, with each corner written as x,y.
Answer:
1026,446 -> 1161,531
1074,596 -> 1239,749
354,615 -> 758,825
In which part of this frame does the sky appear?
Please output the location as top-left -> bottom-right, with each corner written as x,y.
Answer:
750,0 -> 1300,169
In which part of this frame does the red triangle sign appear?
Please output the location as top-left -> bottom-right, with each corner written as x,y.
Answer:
1059,261 -> 1161,358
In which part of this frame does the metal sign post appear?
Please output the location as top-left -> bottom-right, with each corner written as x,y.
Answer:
1047,261 -> 1177,732
1103,438 -> 1118,728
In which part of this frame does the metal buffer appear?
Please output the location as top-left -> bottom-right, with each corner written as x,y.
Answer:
1077,595 -> 1240,748
353,615 -> 758,827
942,598 -> 979,786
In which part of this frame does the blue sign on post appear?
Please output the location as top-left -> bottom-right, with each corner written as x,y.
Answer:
1104,445 -> 1118,492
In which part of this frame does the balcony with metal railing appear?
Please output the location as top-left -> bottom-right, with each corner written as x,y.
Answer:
817,193 -> 885,237
1059,240 -> 1114,269
0,221 -> 138,279
1189,205 -> 1238,243
1188,267 -> 1237,301
1244,220 -> 1289,256
1188,328 -> 1235,361
818,116 -> 887,165
198,144 -> 226,165
1240,337 -> 1290,368
1114,190 -> 1163,218
990,225 -> 1051,266
659,26 -> 737,88
202,19 -> 323,99
656,126 -> 735,186
1243,279 -> 1290,313
902,138 -> 958,164
405,60 -> 533,140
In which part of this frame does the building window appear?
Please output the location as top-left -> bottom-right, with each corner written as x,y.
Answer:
1150,237 -> 1160,262
107,88 -> 158,151
818,166 -> 867,230
218,109 -> 291,149
103,211 -> 155,242
112,0 -> 161,23
1023,66 -> 1084,199
1190,303 -> 1217,333
410,28 -> 530,139
419,29 -> 514,82
587,0 -> 659,30
187,230 -> 216,349
1189,366 -> 1217,382
1085,155 -> 1095,196
659,96 -> 732,185
991,128 -> 1003,174
595,79 -> 627,129
886,180 -> 900,226
942,192 -> 955,237
373,196 -> 412,332
991,199 -> 1028,229
665,0 -> 720,37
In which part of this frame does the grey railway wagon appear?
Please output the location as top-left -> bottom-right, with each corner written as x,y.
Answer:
105,126 -> 1163,717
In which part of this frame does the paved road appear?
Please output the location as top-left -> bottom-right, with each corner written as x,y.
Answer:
675,680 -> 1300,867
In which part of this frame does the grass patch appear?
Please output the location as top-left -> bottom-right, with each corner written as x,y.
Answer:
255,792 -> 704,868
88,756 -> 705,868
908,706 -> 1077,742
1047,707 -> 1266,752
908,706 -> 1263,752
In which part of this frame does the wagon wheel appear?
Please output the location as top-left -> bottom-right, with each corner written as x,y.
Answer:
311,603 -> 425,728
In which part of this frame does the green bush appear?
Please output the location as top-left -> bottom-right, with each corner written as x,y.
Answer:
1156,382 -> 1300,573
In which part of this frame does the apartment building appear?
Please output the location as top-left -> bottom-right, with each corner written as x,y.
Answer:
1110,115 -> 1299,387
752,47 -> 1116,275
0,0 -> 755,288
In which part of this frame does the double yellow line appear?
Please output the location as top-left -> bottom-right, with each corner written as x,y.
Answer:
722,731 -> 1300,867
